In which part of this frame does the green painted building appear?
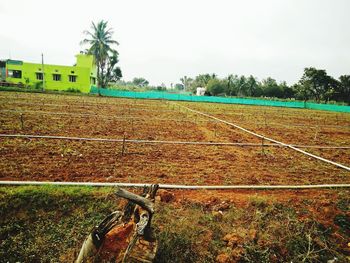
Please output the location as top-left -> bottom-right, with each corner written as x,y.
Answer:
0,54 -> 97,93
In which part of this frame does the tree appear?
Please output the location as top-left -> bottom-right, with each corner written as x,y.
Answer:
206,79 -> 226,96
180,76 -> 193,91
261,77 -> 283,98
195,74 -> 217,87
235,75 -> 246,96
246,75 -> 259,97
292,83 -> 311,102
100,50 -> 122,86
337,75 -> 350,104
298,67 -> 336,102
225,74 -> 238,96
132,77 -> 149,87
279,81 -> 295,99
81,20 -> 122,94
174,83 -> 184,90
155,83 -> 166,91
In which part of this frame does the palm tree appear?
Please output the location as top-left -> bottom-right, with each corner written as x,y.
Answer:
81,20 -> 119,94
226,74 -> 236,96
180,76 -> 193,91
246,75 -> 257,97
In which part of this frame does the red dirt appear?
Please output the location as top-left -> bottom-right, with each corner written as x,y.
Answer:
0,91 -> 349,186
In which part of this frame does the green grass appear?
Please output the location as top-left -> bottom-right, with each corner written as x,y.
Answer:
0,86 -> 92,97
0,186 -> 119,262
0,186 -> 349,262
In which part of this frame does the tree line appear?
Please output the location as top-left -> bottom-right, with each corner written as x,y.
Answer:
178,69 -> 350,104
81,20 -> 349,104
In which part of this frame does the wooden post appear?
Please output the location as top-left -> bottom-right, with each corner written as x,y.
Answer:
314,126 -> 319,141
261,137 -> 265,155
121,133 -> 126,156
20,113 -> 24,130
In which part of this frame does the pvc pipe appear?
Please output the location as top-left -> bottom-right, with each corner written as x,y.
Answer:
3,108 -> 349,129
1,133 -> 350,149
176,103 -> 350,172
1,181 -> 350,189
0,109 -> 207,123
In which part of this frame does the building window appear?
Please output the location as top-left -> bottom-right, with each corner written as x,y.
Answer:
90,77 -> 96,85
36,73 -> 43,80
53,74 -> 61,81
8,70 -> 22,79
69,75 -> 77,82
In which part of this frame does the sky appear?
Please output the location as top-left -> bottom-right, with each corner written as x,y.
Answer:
1,0 -> 349,86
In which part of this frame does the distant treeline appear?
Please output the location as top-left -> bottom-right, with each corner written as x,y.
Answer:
111,78 -> 168,92
178,68 -> 350,105
111,68 -> 350,105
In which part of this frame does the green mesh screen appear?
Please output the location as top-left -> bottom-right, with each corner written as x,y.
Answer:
90,87 -> 350,113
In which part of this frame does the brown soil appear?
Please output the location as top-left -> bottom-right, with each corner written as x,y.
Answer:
0,91 -> 349,186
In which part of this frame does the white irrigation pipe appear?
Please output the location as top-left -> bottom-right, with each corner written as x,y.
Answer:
176,103 -> 350,172
0,109 -> 210,123
0,96 -> 168,109
1,133 -> 350,149
3,109 -> 348,130
0,101 -> 176,113
234,120 -> 350,130
1,180 -> 350,189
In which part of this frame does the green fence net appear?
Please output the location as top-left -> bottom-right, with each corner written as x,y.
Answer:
90,87 -> 350,113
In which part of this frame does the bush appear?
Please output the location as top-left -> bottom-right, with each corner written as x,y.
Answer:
66,87 -> 81,93
207,79 -> 226,96
33,81 -> 43,90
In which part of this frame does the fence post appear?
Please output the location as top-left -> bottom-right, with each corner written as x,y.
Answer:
19,113 -> 24,130
121,133 -> 126,156
261,137 -> 265,155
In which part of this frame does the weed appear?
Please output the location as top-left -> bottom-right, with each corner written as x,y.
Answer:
334,214 -> 350,233
154,231 -> 198,263
337,198 -> 350,212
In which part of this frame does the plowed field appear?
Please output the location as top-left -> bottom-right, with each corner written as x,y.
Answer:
0,91 -> 349,185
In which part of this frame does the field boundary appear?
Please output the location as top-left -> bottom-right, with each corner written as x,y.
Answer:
1,180 -> 350,189
176,103 -> 350,172
90,87 -> 350,113
1,133 -> 350,149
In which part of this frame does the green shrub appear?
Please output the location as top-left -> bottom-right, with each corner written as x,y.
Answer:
66,87 -> 81,93
34,81 -> 43,90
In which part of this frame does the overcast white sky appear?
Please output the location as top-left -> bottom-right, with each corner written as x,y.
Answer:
1,0 -> 349,86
